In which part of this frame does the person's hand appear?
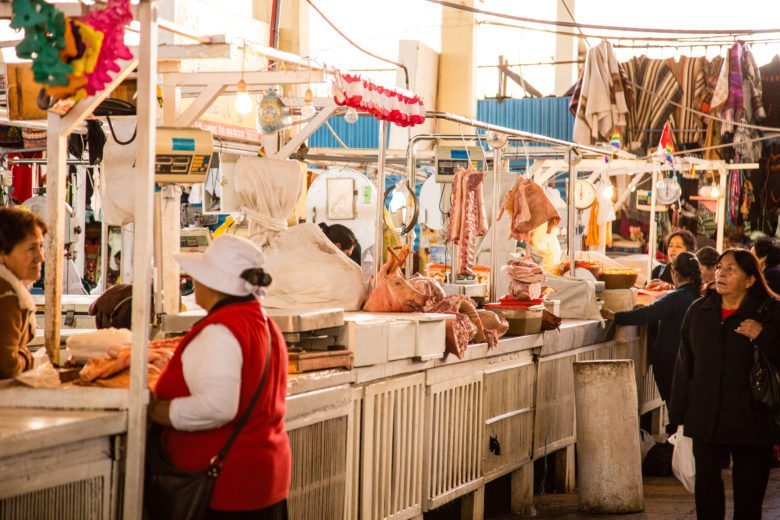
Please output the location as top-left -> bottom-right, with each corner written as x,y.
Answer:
645,279 -> 672,291
601,308 -> 616,321
735,319 -> 763,341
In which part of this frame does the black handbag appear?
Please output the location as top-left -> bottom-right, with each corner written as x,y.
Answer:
144,319 -> 273,520
749,299 -> 780,421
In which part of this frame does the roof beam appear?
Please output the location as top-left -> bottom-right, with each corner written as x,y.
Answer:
162,69 -> 325,86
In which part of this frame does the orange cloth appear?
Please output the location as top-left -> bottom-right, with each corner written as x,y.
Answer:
585,199 -> 601,247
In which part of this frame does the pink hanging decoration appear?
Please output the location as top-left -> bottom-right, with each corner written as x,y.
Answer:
333,72 -> 426,127
83,0 -> 133,95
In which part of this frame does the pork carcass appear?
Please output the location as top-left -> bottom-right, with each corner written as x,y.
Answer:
363,245 -> 428,312
502,257 -> 545,300
498,177 -> 560,243
474,310 -> 509,346
447,167 -> 488,278
80,338 -> 180,383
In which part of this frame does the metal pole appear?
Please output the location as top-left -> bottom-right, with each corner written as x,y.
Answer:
647,163 -> 659,282
716,165 -> 727,251
124,1 -> 157,517
567,149 -> 577,277
490,147 -> 502,301
375,121 -> 388,278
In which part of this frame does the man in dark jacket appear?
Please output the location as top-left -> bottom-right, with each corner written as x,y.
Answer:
670,249 -> 780,519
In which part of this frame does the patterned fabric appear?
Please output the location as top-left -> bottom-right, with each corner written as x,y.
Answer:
621,56 -> 683,154
572,41 -> 629,146
666,56 -> 708,146
760,56 -> 780,128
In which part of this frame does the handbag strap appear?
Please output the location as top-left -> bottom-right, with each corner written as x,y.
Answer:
207,315 -> 273,476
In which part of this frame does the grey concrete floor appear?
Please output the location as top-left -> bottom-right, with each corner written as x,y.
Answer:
511,469 -> 780,519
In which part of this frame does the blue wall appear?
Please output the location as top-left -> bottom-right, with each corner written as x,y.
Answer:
308,97 -> 574,149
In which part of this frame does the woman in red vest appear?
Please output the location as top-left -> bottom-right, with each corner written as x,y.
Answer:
148,235 -> 290,519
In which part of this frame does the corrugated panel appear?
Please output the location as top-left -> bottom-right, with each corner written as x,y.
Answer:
309,97 -> 573,149
477,97 -> 574,143
309,115 -> 379,149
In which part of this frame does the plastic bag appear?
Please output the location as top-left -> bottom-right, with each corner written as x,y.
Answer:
639,429 -> 656,462
15,349 -> 60,388
668,426 -> 695,493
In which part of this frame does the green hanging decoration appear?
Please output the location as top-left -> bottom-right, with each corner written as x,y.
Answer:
12,0 -> 72,87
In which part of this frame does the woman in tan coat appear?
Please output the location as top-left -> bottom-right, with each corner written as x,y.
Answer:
0,208 -> 46,378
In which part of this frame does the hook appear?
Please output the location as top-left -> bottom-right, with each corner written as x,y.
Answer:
458,123 -> 473,169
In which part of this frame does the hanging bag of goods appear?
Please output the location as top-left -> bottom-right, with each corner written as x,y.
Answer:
332,72 -> 426,127
12,0 -> 134,112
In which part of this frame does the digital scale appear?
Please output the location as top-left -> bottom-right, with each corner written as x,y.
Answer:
434,145 -> 486,183
180,227 -> 212,253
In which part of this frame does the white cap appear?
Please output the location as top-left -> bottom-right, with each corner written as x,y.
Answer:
174,235 -> 267,298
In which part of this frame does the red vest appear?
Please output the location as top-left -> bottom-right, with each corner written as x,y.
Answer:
154,300 -> 291,511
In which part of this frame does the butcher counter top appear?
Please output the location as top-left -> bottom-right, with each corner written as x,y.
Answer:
0,408 -> 127,459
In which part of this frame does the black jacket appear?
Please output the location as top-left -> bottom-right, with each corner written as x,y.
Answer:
615,283 -> 701,402
765,265 -> 780,294
669,290 -> 780,446
650,263 -> 673,284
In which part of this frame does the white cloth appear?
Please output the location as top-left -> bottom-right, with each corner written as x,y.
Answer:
263,223 -> 366,311
234,157 -> 304,247
169,324 -> 243,432
100,118 -> 137,225
573,41 -> 628,146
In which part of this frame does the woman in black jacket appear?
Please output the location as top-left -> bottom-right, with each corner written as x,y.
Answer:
670,249 -> 780,519
646,229 -> 697,291
752,236 -> 780,293
602,252 -> 702,405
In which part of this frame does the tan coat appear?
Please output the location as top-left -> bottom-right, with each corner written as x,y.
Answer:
0,263 -> 35,378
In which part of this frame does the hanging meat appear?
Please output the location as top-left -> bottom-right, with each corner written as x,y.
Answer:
498,177 -> 560,243
447,166 -> 488,278
502,257 -> 545,300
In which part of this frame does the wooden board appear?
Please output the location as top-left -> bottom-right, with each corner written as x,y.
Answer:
6,63 -> 47,120
288,350 -> 353,373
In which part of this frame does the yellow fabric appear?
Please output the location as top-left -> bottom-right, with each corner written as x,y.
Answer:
585,199 -> 601,247
382,208 -> 402,265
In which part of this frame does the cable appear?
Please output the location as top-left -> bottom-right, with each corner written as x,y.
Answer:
479,20 -> 780,44
105,115 -> 137,145
559,0 -> 590,49
426,0 -> 780,36
623,78 -> 780,134
305,0 -> 410,89
324,120 -> 349,148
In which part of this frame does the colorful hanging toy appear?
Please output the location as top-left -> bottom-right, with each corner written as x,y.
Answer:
12,0 -> 133,105
655,121 -> 674,164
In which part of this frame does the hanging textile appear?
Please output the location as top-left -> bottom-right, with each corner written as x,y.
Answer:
665,56 -> 708,146
621,56 -> 683,154
585,199 -> 601,247
447,166 -> 487,277
572,41 -> 629,146
760,56 -> 780,128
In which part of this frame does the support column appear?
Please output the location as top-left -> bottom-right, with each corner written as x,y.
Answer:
460,486 -> 484,520
555,444 -> 576,492
123,1 -> 158,517
554,0 -> 578,96
510,463 -> 536,517
437,0 -> 477,133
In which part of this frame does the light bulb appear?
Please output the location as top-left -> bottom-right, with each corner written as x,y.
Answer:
234,79 -> 253,115
301,104 -> 317,119
603,183 -> 614,199
698,184 -> 711,197
710,183 -> 720,199
344,107 -> 359,124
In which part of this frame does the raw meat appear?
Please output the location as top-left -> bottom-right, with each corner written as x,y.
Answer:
502,257 -> 545,300
79,338 -> 180,383
363,245 -> 428,312
474,310 -> 509,345
498,177 -> 560,243
447,167 -> 487,277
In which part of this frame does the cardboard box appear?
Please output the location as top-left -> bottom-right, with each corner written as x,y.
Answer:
5,63 -> 47,120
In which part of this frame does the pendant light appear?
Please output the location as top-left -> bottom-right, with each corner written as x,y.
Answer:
301,87 -> 316,119
234,42 -> 253,115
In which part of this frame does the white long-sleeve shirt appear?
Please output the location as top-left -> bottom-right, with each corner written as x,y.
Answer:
168,324 -> 243,431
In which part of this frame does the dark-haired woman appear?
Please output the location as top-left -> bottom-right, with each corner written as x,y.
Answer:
148,234 -> 290,519
602,252 -> 702,407
752,236 -> 780,293
0,207 -> 46,378
670,249 -> 780,519
646,229 -> 697,291
319,222 -> 361,264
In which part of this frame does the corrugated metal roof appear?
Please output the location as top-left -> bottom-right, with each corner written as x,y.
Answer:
477,97 -> 574,143
308,97 -> 573,149
308,115 -> 379,149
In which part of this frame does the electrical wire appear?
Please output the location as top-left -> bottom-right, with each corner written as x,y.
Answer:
479,20 -> 780,44
427,0 -> 780,36
324,120 -> 350,148
559,0 -> 590,49
304,0 -> 410,89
